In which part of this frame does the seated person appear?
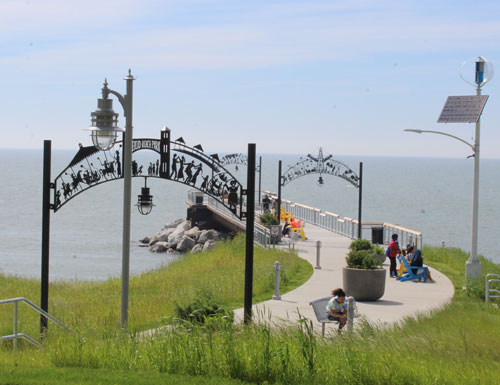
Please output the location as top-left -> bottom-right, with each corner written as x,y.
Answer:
406,245 -> 434,282
325,288 -> 347,331
282,219 -> 291,236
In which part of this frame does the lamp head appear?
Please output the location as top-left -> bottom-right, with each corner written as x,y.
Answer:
404,129 -> 423,134
87,97 -> 124,151
136,178 -> 154,215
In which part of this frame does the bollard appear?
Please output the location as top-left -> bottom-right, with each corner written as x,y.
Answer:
346,296 -> 354,332
272,261 -> 281,300
442,241 -> 446,248
315,240 -> 321,269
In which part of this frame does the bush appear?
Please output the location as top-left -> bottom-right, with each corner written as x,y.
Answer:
174,291 -> 234,325
346,240 -> 383,269
259,213 -> 279,226
349,238 -> 373,252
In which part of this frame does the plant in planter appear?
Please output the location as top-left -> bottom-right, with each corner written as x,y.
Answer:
259,213 -> 281,243
259,213 -> 279,226
343,239 -> 386,301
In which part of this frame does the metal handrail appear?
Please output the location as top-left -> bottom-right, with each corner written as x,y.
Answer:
485,274 -> 500,303
187,191 -> 272,248
263,190 -> 423,246
0,297 -> 72,353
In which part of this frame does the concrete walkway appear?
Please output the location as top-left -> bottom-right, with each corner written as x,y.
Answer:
234,223 -> 454,334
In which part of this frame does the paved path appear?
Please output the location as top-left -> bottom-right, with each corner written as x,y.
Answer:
234,223 -> 454,334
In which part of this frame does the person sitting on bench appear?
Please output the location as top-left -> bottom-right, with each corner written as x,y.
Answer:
406,245 -> 434,282
325,288 -> 347,330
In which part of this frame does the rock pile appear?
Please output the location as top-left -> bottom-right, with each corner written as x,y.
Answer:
141,219 -> 224,254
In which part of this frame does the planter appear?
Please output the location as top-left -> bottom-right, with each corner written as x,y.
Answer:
342,267 -> 386,301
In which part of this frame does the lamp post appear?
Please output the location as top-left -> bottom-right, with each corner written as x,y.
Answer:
404,128 -> 480,278
88,70 -> 135,328
405,57 -> 492,280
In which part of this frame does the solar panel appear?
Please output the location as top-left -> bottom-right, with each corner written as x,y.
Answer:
437,95 -> 489,123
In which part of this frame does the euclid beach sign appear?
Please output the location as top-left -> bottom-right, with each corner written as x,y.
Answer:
132,139 -> 161,153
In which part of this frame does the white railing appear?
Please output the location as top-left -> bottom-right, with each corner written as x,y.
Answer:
264,190 -> 423,247
486,274 -> 500,303
0,297 -> 72,353
186,191 -> 272,249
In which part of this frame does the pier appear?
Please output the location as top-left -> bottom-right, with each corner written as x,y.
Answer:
187,190 -> 455,334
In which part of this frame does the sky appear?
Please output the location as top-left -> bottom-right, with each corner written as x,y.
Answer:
1,0 -> 500,158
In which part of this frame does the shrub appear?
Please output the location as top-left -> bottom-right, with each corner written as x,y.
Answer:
346,240 -> 383,269
174,291 -> 234,325
349,238 -> 373,252
259,213 -> 279,226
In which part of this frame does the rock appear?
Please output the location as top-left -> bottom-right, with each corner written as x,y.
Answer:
203,239 -> 217,252
149,241 -> 169,253
157,227 -> 176,243
162,218 -> 184,230
177,236 -> 196,252
191,244 -> 203,254
168,220 -> 192,242
184,226 -> 200,240
140,236 -> 150,244
198,229 -> 219,245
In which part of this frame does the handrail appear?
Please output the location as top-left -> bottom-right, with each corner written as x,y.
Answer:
263,190 -> 423,247
0,297 -> 72,353
486,274 -> 500,304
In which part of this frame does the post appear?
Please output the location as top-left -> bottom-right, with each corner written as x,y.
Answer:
357,162 -> 363,239
40,140 -> 51,333
315,240 -> 321,269
13,301 -> 18,353
121,72 -> 135,329
258,156 -> 262,205
277,160 -> 282,224
346,296 -> 354,332
272,261 -> 281,300
244,143 -> 256,324
466,80 -> 482,279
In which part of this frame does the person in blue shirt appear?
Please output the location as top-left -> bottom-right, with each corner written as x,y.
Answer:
325,288 -> 347,330
406,245 -> 435,282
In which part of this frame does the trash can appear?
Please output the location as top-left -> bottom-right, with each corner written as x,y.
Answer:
371,227 -> 384,244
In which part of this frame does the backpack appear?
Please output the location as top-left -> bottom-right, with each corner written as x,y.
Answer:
385,246 -> 390,257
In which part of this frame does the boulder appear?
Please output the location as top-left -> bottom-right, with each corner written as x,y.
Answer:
162,218 -> 184,230
149,241 -> 169,253
191,244 -> 203,254
168,220 -> 192,243
177,236 -> 196,252
198,229 -> 219,245
184,226 -> 200,240
157,227 -> 176,243
139,236 -> 150,244
203,239 -> 217,252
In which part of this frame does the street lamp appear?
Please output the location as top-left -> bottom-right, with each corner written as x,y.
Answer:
404,57 -> 492,280
89,70 -> 135,328
136,177 -> 154,215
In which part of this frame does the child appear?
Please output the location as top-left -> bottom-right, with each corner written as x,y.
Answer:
325,288 -> 347,330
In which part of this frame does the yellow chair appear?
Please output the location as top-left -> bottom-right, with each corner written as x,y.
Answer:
290,221 -> 306,241
280,205 -> 293,221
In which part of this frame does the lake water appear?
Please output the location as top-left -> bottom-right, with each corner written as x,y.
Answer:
1,148 -> 499,280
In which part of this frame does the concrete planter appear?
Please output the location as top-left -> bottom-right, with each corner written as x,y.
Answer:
342,267 -> 386,301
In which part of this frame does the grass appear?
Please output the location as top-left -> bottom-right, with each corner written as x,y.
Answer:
1,241 -> 500,384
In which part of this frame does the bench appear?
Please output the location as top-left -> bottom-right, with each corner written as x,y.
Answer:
309,297 -> 339,336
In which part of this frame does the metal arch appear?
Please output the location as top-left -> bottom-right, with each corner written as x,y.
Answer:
281,149 -> 360,188
52,132 -> 247,218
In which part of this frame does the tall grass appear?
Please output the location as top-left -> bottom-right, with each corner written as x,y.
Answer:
2,244 -> 500,384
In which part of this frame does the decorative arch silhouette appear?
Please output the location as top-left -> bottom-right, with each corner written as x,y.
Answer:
52,129 -> 247,219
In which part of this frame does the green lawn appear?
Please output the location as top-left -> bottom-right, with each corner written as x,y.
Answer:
1,240 -> 500,384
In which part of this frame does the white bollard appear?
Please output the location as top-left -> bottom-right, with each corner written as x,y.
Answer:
272,261 -> 281,300
315,240 -> 321,269
346,296 -> 354,332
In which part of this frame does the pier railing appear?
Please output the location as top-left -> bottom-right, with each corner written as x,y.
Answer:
263,190 -> 423,248
186,191 -> 272,249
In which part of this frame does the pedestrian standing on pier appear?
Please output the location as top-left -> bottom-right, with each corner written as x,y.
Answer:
388,233 -> 400,278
